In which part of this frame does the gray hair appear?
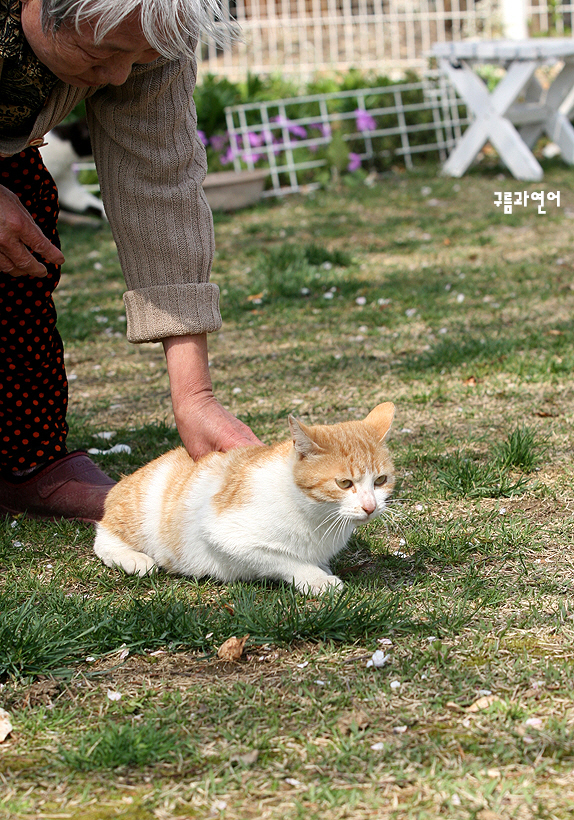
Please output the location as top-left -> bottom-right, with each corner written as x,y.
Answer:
40,0 -> 237,57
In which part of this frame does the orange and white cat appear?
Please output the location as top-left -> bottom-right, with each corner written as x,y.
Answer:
93,403 -> 395,593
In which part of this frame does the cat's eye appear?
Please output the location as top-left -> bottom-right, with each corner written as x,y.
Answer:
336,478 -> 353,490
374,475 -> 388,486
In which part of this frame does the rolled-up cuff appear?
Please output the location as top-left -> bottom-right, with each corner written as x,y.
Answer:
123,283 -> 222,343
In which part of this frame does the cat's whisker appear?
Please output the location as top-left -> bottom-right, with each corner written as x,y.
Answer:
318,513 -> 345,544
311,509 -> 341,536
319,512 -> 354,547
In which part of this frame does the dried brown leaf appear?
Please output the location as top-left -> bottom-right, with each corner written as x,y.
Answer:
466,694 -> 504,712
231,749 -> 259,766
336,708 -> 371,734
217,635 -> 249,662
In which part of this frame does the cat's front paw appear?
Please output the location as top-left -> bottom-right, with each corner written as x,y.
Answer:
296,572 -> 344,595
125,553 -> 158,577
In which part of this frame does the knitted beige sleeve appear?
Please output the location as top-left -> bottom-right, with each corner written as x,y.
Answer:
85,55 -> 221,344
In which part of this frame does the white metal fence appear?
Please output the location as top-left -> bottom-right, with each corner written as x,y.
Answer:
528,1 -> 574,35
224,74 -> 468,195
198,0 -> 502,80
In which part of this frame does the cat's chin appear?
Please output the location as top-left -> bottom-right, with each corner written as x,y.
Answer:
358,509 -> 383,524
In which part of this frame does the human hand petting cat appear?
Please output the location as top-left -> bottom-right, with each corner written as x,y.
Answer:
174,391 -> 262,459
0,184 -> 65,277
163,332 -> 263,460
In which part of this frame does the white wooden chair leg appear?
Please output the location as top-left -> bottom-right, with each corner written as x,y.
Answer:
547,111 -> 574,163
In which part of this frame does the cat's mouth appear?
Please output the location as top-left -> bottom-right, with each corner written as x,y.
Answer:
356,508 -> 380,523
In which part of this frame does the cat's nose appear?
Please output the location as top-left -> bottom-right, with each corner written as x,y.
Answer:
361,498 -> 377,515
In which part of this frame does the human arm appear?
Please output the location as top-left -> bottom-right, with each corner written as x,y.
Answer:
85,54 -> 220,343
0,184 -> 65,276
163,333 -> 262,459
85,55 -> 260,453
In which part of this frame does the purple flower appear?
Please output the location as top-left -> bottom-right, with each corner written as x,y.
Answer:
209,134 -> 228,152
311,122 -> 332,139
348,152 -> 362,172
197,130 -> 209,146
247,131 -> 265,147
272,115 -> 307,139
240,151 -> 263,164
220,146 -> 235,165
355,109 -> 377,133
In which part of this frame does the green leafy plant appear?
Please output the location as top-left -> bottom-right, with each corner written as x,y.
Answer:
436,453 -> 531,499
494,425 -> 547,473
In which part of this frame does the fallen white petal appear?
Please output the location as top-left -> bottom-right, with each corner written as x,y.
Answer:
285,778 -> 303,787
0,709 -> 13,742
87,444 -> 131,456
390,680 -> 401,690
297,661 -> 309,669
524,717 -> 543,729
366,650 -> 390,669
370,741 -> 385,750
393,725 -> 407,734
107,690 -> 122,701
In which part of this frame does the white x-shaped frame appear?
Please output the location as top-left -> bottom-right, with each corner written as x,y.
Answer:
438,54 -> 574,181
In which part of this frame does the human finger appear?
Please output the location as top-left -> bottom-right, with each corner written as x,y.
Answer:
0,244 -> 48,277
0,185 -> 64,269
19,218 -> 65,267
0,249 -> 47,277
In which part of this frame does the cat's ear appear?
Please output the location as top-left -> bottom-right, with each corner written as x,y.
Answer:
364,402 -> 395,441
288,415 -> 324,458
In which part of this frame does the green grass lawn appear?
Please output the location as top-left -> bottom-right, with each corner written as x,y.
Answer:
2,161 -> 574,819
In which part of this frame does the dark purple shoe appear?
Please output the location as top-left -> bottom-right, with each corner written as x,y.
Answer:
0,451 -> 116,524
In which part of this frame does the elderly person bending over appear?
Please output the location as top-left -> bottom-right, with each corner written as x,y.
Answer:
0,0 -> 261,523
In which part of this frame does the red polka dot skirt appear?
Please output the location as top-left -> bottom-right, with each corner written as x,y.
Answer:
0,147 -> 68,476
